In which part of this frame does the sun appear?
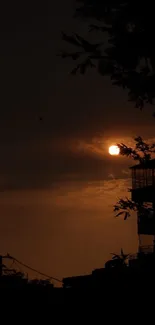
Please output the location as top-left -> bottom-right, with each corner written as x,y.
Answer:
109,145 -> 120,156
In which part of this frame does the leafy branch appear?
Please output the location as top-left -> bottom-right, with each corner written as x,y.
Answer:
58,31 -> 105,75
113,136 -> 155,219
114,198 -> 151,220
60,1 -> 155,112
117,136 -> 155,163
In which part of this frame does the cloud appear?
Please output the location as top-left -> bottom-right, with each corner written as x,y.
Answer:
51,178 -> 131,210
122,169 -> 130,175
108,173 -> 115,179
0,132 -> 134,190
1,108 -> 155,191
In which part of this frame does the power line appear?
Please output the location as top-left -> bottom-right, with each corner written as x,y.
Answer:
5,254 -> 62,283
13,257 -> 62,283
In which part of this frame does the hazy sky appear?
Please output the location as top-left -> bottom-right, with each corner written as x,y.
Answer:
0,1 -> 155,283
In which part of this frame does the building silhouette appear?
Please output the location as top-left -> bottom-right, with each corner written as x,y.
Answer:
63,159 -> 155,288
129,159 -> 155,269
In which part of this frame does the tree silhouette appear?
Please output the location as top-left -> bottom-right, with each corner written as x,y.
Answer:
60,0 -> 155,112
60,2 -> 155,219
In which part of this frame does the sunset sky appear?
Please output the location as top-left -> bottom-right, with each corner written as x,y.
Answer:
1,1 -> 155,283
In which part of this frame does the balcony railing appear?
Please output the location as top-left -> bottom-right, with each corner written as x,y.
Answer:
132,179 -> 153,190
129,245 -> 154,261
139,245 -> 154,254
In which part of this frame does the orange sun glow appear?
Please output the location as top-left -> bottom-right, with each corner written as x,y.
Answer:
109,145 -> 120,156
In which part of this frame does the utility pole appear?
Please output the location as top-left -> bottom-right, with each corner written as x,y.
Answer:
0,256 -> 2,277
0,254 -> 13,276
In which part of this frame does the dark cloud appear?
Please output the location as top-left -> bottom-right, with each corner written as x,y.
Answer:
0,149 -> 128,190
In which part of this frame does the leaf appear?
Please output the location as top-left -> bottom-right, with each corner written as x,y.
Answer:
72,53 -> 81,60
70,66 -> 79,75
121,248 -> 124,256
75,33 -> 91,48
61,32 -> 82,48
89,24 -> 112,33
124,211 -> 129,220
115,211 -> 124,217
57,51 -> 82,60
89,24 -> 100,32
111,253 -> 120,260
